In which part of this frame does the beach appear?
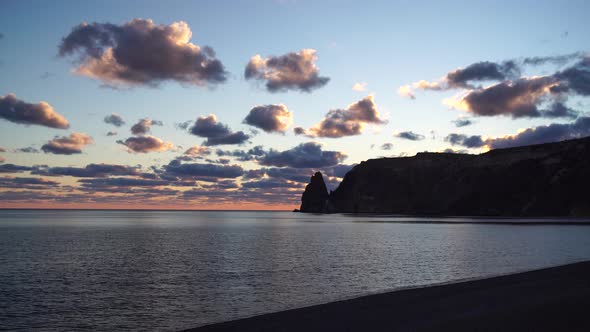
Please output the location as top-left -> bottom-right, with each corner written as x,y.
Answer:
187,261 -> 590,331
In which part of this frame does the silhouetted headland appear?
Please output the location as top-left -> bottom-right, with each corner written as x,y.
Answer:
299,137 -> 590,216
185,260 -> 590,331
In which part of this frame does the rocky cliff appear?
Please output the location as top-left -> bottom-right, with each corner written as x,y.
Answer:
301,137 -> 590,217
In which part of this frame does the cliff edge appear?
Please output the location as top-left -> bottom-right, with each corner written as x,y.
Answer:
300,137 -> 590,217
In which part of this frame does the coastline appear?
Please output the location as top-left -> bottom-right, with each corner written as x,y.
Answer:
184,261 -> 590,331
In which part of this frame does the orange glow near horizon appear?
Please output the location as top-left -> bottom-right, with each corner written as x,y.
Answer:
0,201 -> 297,211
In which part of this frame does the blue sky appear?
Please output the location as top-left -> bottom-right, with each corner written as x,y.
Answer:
0,0 -> 588,209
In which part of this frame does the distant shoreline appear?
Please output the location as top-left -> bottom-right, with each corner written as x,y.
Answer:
185,261 -> 590,331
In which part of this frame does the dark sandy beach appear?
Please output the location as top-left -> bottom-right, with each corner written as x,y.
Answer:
185,261 -> 590,331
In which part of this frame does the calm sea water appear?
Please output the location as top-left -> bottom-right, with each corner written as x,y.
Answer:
2,210 -> 590,331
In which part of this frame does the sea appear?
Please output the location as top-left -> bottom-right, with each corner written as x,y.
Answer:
2,210 -> 590,331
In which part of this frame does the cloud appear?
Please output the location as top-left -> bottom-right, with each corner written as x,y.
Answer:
0,147 -> 5,152
0,177 -> 60,190
189,114 -> 250,146
397,85 -> 416,99
175,120 -> 192,130
59,19 -> 227,87
352,82 -> 367,91
0,93 -> 69,129
487,116 -> 590,149
444,133 -> 486,148
117,135 -> 174,153
242,178 -> 303,189
442,148 -> 469,154
402,54 -> 590,119
264,167 -> 313,183
554,58 -> 590,96
243,104 -> 293,133
0,164 -> 33,173
398,61 -> 519,98
131,118 -> 163,135
381,143 -> 393,150
523,52 -> 581,66
452,118 -> 473,127
14,147 -> 40,153
106,131 -> 118,136
258,142 -> 346,168
78,177 -> 168,189
104,113 -> 125,127
394,131 -> 425,141
184,145 -> 211,156
446,61 -> 520,88
216,145 -> 265,161
298,96 -> 387,138
245,49 -> 329,92
33,163 -> 140,177
445,116 -> 590,150
444,76 -> 577,118
41,133 -> 93,155
162,159 -> 244,179
0,156 -> 4,163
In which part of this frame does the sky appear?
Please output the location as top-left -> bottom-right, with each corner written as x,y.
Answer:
0,0 -> 589,209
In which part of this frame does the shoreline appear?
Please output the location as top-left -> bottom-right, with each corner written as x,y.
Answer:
184,261 -> 590,331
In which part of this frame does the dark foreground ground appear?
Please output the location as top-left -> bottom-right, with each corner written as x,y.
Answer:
185,261 -> 590,331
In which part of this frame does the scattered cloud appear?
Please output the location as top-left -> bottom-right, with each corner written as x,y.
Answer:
33,163 -> 140,177
394,131 -> 425,141
444,133 -> 486,148
184,145 -> 211,157
117,135 -> 174,153
245,49 -> 329,92
189,114 -> 250,146
352,82 -> 367,91
522,52 -> 581,66
401,53 -> 590,120
296,96 -> 387,138
162,159 -> 244,179
41,133 -> 93,155
0,164 -> 34,173
242,178 -> 303,189
14,147 -> 40,153
106,131 -> 118,136
381,143 -> 393,150
216,145 -> 265,161
445,116 -> 590,150
175,120 -> 192,130
397,84 -> 416,99
243,104 -> 293,133
78,177 -> 168,190
487,116 -> 590,149
452,118 -> 474,127
0,93 -> 69,129
131,118 -> 163,135
446,61 -> 520,88
59,19 -> 227,87
258,142 -> 346,168
444,76 -> 577,119
0,177 -> 60,190
399,60 -> 520,98
104,113 -> 125,127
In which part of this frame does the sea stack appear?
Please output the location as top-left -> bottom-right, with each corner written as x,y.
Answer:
299,172 -> 329,213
